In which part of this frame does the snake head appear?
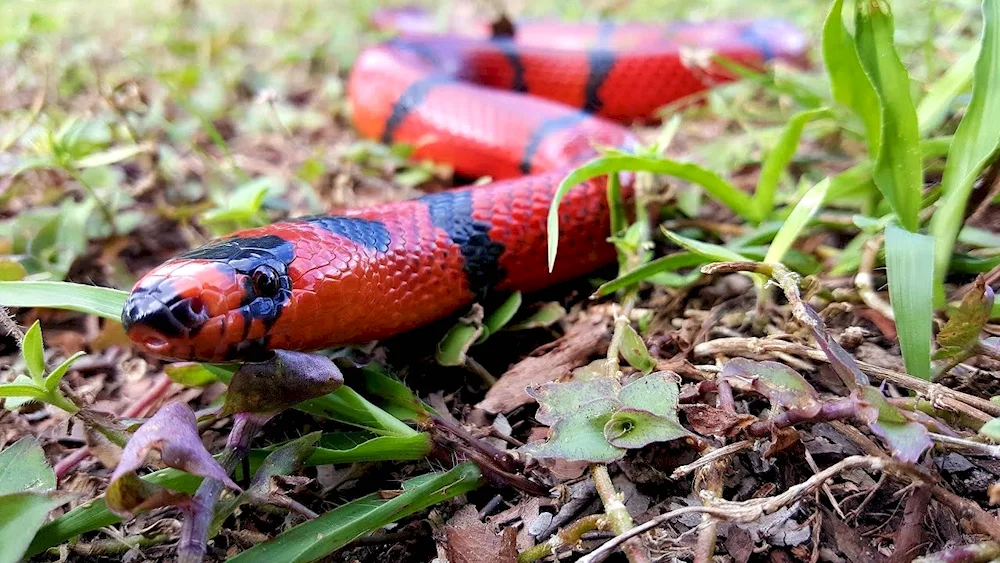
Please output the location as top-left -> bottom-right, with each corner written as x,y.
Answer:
122,234 -> 295,362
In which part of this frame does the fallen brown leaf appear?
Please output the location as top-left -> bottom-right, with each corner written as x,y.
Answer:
477,312 -> 610,413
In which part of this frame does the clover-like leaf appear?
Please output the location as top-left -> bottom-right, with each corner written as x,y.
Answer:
619,370 -> 680,417
605,372 -> 690,448
859,387 -> 932,463
529,377 -> 620,425
108,401 -> 238,517
221,351 -> 344,417
521,378 -> 623,462
604,408 -> 689,449
937,277 -> 994,356
724,358 -> 821,416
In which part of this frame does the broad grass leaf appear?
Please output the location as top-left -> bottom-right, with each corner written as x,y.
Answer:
0,281 -> 127,321
885,225 -> 936,380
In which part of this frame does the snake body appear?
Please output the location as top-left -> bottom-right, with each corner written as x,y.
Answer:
121,10 -> 806,361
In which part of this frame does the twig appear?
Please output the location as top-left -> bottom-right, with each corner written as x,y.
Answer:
693,451 -> 728,563
855,235 -> 895,320
928,432 -> 1000,458
831,421 -> 1000,540
518,514 -> 608,563
693,336 -> 1000,422
804,448 -> 846,519
671,441 -> 752,478
577,456 -> 927,563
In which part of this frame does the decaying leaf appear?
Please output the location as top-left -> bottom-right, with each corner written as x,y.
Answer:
683,404 -> 757,437
107,401 -> 238,517
936,277 -> 995,361
723,358 -> 821,416
444,505 -> 518,563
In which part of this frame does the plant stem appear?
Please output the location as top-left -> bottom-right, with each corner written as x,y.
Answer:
177,413 -> 265,563
65,167 -> 118,237
591,464 -> 649,563
518,514 -> 607,563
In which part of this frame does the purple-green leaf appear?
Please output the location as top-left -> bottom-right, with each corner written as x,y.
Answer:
108,401 -> 238,517
859,387 -> 931,463
724,358 -> 821,416
221,351 -> 344,417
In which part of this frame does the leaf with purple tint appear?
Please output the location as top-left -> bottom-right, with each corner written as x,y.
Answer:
521,378 -> 623,462
802,306 -> 869,388
936,277 -> 995,359
859,387 -> 931,463
724,358 -> 821,416
221,351 -> 344,417
107,401 -> 238,517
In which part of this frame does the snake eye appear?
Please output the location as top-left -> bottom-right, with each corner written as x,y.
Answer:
250,265 -> 281,298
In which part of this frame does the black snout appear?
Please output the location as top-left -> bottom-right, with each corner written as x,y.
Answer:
121,286 -> 207,336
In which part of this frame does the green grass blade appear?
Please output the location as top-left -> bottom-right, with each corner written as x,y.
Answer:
764,178 -> 830,265
548,154 -> 754,270
228,463 -> 482,563
594,252 -> 705,297
855,0 -> 924,232
930,0 -> 1000,287
753,108 -> 831,221
0,282 -> 127,321
917,45 -> 978,137
823,0 -> 881,150
885,225 -> 936,380
662,229 -> 748,263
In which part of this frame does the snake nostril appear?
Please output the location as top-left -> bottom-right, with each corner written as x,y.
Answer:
189,297 -> 204,316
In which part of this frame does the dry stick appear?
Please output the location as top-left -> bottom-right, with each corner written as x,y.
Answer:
578,456 -> 926,563
890,478 -> 932,563
591,465 -> 649,563
831,421 -> 1000,541
693,337 -> 1000,422
693,452 -> 728,563
855,235 -> 895,320
671,441 -> 752,479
